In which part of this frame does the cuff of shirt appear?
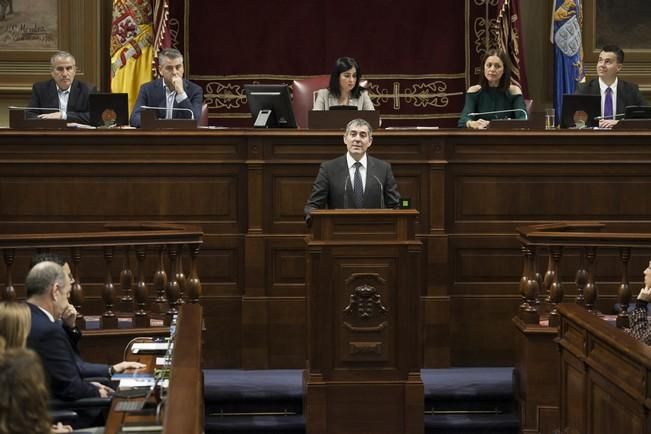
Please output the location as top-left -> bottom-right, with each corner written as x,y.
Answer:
175,92 -> 188,103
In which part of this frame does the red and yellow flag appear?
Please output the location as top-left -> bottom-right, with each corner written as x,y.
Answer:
111,0 -> 170,113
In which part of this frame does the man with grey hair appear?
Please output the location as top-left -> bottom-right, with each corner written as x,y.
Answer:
28,51 -> 96,123
26,261 -> 144,428
130,47 -> 203,127
304,118 -> 400,222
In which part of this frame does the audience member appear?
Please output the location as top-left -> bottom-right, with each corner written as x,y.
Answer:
25,261 -> 143,428
575,44 -> 648,129
28,51 -> 96,124
627,261 -> 651,344
0,301 -> 31,348
0,346 -> 70,434
130,48 -> 203,127
458,49 -> 526,129
313,57 -> 374,111
304,118 -> 400,222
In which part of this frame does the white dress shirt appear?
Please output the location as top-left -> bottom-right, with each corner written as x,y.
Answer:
599,77 -> 618,117
346,152 -> 368,192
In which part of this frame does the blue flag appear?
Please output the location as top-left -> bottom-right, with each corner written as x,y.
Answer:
552,0 -> 584,122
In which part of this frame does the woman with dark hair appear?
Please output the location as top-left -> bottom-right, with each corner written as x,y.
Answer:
458,49 -> 526,129
0,346 -> 56,434
313,57 -> 374,110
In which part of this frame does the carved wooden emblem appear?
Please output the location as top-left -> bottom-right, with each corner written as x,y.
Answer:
343,284 -> 388,319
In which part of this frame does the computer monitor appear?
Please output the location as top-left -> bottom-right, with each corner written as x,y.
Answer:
625,105 -> 651,119
560,94 -> 600,129
89,92 -> 129,127
244,84 -> 297,128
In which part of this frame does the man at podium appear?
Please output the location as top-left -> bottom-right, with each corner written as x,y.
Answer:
304,118 -> 400,222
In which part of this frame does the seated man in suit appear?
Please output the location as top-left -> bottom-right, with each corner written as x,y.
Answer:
575,45 -> 648,129
25,261 -> 144,427
130,48 -> 203,127
28,51 -> 96,124
304,118 -> 400,222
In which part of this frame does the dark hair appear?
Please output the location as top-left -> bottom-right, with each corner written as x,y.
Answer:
600,45 -> 624,63
479,49 -> 512,92
0,348 -> 52,434
328,57 -> 364,99
30,252 -> 66,268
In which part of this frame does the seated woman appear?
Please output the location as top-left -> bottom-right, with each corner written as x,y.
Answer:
313,57 -> 374,111
458,49 -> 527,129
0,302 -> 74,433
627,261 -> 651,344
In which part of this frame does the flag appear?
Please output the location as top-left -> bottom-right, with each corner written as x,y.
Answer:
551,0 -> 584,122
111,0 -> 169,114
495,0 -> 529,97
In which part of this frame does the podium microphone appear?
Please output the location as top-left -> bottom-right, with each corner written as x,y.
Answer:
468,108 -> 528,120
373,175 -> 385,209
141,105 -> 195,120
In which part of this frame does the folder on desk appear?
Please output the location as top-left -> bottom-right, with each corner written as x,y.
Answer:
131,342 -> 171,354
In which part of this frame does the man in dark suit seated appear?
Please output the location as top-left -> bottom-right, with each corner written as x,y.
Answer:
130,48 -> 203,127
28,51 -> 96,124
304,118 -> 400,222
25,261 -> 144,427
575,44 -> 648,129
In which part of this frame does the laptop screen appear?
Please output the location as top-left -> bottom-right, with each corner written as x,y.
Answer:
560,94 -> 600,129
89,93 -> 129,127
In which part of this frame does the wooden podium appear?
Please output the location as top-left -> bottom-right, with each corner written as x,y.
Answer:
304,209 -> 423,434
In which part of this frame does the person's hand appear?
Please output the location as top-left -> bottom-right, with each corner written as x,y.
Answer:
599,119 -> 619,129
51,422 -> 73,433
638,286 -> 651,302
38,111 -> 63,119
467,119 -> 489,129
172,76 -> 184,94
61,304 -> 77,328
90,381 -> 114,398
112,360 -> 147,373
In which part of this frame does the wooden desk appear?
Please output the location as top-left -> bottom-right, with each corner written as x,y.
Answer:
2,129 -> 651,368
105,304 -> 203,434
557,303 -> 651,434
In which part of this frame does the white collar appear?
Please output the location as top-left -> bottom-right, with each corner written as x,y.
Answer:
35,304 -> 55,323
598,77 -> 618,93
346,152 -> 368,169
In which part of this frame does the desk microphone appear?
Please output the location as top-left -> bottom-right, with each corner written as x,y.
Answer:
594,113 -> 625,120
373,175 -> 385,209
343,174 -> 350,209
141,105 -> 195,120
468,108 -> 529,120
9,106 -> 59,111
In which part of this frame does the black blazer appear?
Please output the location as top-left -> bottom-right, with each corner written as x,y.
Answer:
28,79 -> 95,124
26,303 -> 100,400
304,154 -> 400,220
576,78 -> 648,116
130,78 -> 203,127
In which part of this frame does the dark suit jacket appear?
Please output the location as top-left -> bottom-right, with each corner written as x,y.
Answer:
28,79 -> 95,124
576,78 -> 648,115
304,154 -> 400,220
130,78 -> 203,127
26,303 -> 101,401
57,320 -> 109,379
